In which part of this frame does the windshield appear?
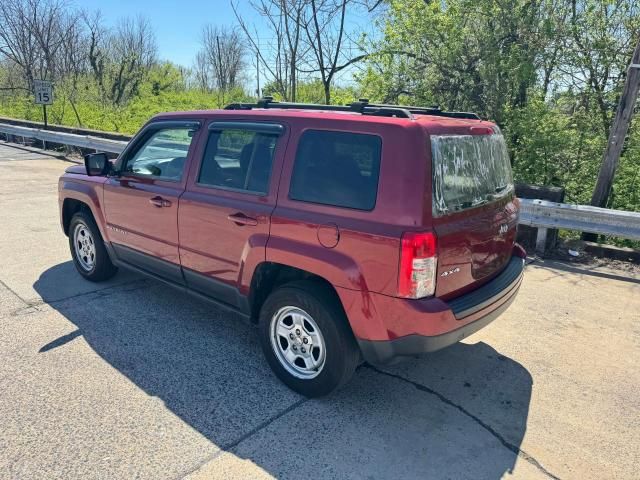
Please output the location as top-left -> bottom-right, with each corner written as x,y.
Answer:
431,133 -> 513,216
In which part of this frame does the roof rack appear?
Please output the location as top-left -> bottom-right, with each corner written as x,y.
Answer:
224,97 -> 480,120
225,96 -> 413,118
363,102 -> 480,120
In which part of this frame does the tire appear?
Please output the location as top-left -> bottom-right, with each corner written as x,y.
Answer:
68,210 -> 117,282
258,280 -> 360,397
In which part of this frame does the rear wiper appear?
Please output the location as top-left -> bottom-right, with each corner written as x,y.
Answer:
449,203 -> 468,211
451,199 -> 487,210
486,184 -> 511,201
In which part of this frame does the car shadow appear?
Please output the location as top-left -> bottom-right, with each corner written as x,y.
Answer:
34,262 -> 533,479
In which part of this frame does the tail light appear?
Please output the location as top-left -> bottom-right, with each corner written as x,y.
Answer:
398,231 -> 438,299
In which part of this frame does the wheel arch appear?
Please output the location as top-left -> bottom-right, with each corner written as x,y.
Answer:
62,198 -> 92,235
60,180 -> 107,239
248,262 -> 348,327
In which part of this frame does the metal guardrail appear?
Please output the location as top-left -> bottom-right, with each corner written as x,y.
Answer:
1,121 -> 639,253
519,198 -> 640,252
0,116 -> 133,141
0,122 -> 128,154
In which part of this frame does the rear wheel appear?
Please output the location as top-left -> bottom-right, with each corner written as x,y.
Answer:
258,281 -> 360,397
69,211 -> 117,282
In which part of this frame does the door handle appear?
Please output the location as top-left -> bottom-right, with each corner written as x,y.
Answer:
149,196 -> 171,208
227,212 -> 258,226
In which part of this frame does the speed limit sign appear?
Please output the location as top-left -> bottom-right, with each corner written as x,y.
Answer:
34,80 -> 53,105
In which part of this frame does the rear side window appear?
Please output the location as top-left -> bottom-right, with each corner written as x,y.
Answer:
289,130 -> 381,210
431,133 -> 514,216
198,129 -> 278,194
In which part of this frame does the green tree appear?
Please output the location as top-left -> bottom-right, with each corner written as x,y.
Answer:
357,0 -> 640,219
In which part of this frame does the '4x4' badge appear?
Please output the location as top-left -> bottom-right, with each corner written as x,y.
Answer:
440,267 -> 460,277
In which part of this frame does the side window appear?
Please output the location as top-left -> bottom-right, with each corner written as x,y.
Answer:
124,128 -> 196,181
289,130 -> 382,210
198,129 -> 278,194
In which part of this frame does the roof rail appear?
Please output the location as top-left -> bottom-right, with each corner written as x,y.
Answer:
225,96 -> 413,119
360,101 -> 480,120
224,97 -> 480,120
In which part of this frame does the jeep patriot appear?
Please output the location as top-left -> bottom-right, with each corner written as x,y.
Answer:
59,98 -> 525,397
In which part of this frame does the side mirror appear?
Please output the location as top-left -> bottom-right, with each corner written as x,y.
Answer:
84,153 -> 110,176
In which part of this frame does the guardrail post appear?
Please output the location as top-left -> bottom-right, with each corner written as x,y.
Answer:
516,183 -> 564,251
535,227 -> 548,255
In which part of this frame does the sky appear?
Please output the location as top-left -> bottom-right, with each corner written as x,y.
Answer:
79,0 -> 269,67
78,0 -> 374,88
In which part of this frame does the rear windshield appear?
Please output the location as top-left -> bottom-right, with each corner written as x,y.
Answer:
431,133 -> 513,216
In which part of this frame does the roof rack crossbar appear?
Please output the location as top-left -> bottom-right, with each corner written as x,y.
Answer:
223,103 -> 254,111
225,97 -> 479,120
225,96 -> 413,119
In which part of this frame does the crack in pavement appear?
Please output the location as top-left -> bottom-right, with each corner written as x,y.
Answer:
2,260 -> 559,479
45,279 -> 153,306
366,365 -> 561,480
176,397 -> 310,479
0,278 -> 30,306
4,279 -> 153,318
178,361 -> 560,479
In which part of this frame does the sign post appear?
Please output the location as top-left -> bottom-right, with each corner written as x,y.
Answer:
33,79 -> 53,150
33,80 -> 53,128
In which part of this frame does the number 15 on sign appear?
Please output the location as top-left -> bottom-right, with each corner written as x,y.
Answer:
34,80 -> 53,105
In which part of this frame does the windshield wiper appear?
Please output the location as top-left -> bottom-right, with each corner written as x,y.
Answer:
451,199 -> 487,211
486,184 -> 511,201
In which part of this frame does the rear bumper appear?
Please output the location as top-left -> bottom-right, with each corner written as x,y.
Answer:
340,253 -> 525,365
357,282 -> 520,364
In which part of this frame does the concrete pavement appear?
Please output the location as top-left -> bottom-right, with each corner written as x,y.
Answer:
0,142 -> 638,479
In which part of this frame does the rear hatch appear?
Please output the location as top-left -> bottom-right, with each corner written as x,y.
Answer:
429,128 -> 518,300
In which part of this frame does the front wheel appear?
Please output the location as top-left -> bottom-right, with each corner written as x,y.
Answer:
68,211 -> 117,282
258,281 -> 360,397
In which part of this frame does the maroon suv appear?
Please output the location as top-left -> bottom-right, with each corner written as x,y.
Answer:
59,98 -> 525,397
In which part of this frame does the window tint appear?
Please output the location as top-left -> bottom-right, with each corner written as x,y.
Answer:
124,128 -> 195,180
198,129 -> 278,194
289,130 -> 381,210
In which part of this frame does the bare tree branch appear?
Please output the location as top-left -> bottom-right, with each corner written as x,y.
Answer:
199,24 -> 245,93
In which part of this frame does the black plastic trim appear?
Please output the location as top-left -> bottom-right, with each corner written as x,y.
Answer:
208,121 -> 284,135
183,267 -> 250,314
112,243 -> 184,284
109,252 -> 250,321
449,256 -> 525,319
108,242 -> 251,316
357,278 -> 521,365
